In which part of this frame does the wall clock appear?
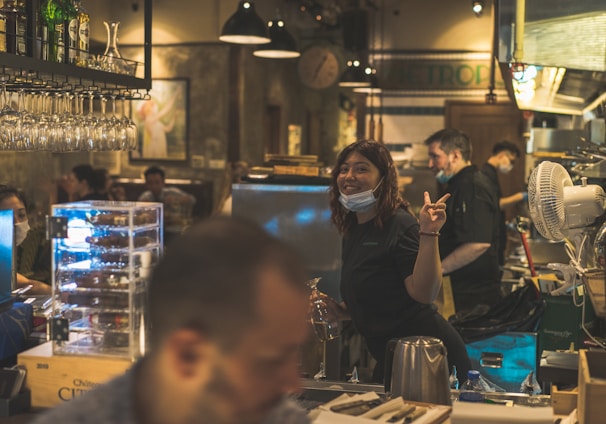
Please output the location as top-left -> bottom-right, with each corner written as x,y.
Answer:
297,45 -> 341,90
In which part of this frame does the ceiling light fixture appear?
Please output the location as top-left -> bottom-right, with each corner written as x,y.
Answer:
253,19 -> 300,59
219,1 -> 271,45
472,0 -> 484,17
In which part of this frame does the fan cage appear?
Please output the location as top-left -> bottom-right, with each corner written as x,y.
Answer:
528,161 -> 570,241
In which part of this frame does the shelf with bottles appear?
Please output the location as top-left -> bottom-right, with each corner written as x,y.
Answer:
50,201 -> 162,359
0,0 -> 151,92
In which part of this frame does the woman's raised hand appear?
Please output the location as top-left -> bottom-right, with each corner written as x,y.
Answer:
419,191 -> 450,233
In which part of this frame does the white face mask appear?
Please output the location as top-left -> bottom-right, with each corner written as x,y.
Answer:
15,220 -> 30,246
339,179 -> 384,213
498,163 -> 514,174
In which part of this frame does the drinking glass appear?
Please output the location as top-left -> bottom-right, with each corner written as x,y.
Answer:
120,95 -> 138,150
307,277 -> 340,380
0,82 -> 21,150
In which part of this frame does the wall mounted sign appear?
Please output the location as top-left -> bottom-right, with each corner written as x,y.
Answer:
373,52 -> 505,91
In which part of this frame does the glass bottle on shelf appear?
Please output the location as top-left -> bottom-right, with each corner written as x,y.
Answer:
1,1 -> 16,54
0,5 -> 7,53
41,0 -> 75,62
69,0 -> 89,66
60,0 -> 76,62
40,0 -> 61,61
15,0 -> 27,55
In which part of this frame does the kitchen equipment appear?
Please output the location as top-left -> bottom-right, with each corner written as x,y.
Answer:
388,336 -> 451,405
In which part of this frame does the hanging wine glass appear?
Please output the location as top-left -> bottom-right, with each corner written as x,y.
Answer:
107,93 -> 122,150
84,90 -> 98,150
0,81 -> 21,150
307,277 -> 340,380
94,95 -> 111,150
17,90 -> 35,151
35,91 -> 52,151
58,93 -> 77,152
120,95 -> 138,150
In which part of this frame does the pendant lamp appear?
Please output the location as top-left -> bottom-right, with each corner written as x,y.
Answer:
253,19 -> 300,58
219,1 -> 271,45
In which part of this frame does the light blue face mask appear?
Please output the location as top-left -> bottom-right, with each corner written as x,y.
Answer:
435,169 -> 453,184
339,179 -> 383,213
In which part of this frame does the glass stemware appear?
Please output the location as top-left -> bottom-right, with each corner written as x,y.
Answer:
120,95 -> 138,150
307,277 -> 340,380
0,82 -> 21,150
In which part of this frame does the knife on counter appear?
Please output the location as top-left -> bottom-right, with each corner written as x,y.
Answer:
386,405 -> 416,423
404,407 -> 427,423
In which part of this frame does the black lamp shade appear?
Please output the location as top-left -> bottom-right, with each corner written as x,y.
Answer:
219,1 -> 271,45
253,20 -> 300,59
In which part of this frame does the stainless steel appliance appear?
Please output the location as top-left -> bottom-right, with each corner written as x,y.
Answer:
388,336 -> 451,405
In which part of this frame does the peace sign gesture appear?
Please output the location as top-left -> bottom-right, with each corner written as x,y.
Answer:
418,191 -> 450,234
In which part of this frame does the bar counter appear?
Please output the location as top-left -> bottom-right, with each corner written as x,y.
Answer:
297,378 -> 565,423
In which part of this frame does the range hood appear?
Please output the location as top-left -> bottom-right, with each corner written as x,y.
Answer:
497,0 -> 606,116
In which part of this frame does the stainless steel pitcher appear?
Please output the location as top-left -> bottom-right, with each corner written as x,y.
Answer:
389,336 -> 451,405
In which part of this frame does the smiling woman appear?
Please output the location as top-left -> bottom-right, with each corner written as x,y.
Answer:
324,139 -> 471,384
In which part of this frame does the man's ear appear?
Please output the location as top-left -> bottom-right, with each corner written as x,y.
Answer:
451,149 -> 461,162
166,329 -> 213,378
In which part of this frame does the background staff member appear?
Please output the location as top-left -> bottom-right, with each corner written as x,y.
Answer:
425,128 -> 501,313
324,140 -> 471,384
481,140 -> 527,267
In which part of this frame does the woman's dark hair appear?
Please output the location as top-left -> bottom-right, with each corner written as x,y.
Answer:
329,140 -> 414,234
0,184 -> 28,211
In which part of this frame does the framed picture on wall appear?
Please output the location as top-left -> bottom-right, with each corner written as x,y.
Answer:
129,78 -> 189,164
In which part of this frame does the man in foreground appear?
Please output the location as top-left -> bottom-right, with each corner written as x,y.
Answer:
33,217 -> 311,424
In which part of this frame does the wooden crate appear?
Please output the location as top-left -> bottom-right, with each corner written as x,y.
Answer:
577,349 -> 606,424
17,342 -> 133,408
551,385 -> 577,415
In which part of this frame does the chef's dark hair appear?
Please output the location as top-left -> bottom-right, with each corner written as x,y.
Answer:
492,140 -> 520,158
329,139 -> 414,234
424,128 -> 472,162
147,216 -> 308,351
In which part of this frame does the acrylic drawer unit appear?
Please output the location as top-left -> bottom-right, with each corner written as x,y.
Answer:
50,201 -> 163,359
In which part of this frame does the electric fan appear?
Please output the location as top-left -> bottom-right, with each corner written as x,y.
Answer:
528,161 -> 606,243
528,161 -> 606,297
528,161 -> 606,345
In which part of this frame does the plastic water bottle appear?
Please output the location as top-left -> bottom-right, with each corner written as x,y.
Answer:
458,370 -> 484,402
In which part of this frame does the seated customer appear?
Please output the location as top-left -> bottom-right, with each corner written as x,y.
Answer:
0,185 -> 51,295
138,166 -> 196,244
68,164 -> 110,201
32,217 -> 311,424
